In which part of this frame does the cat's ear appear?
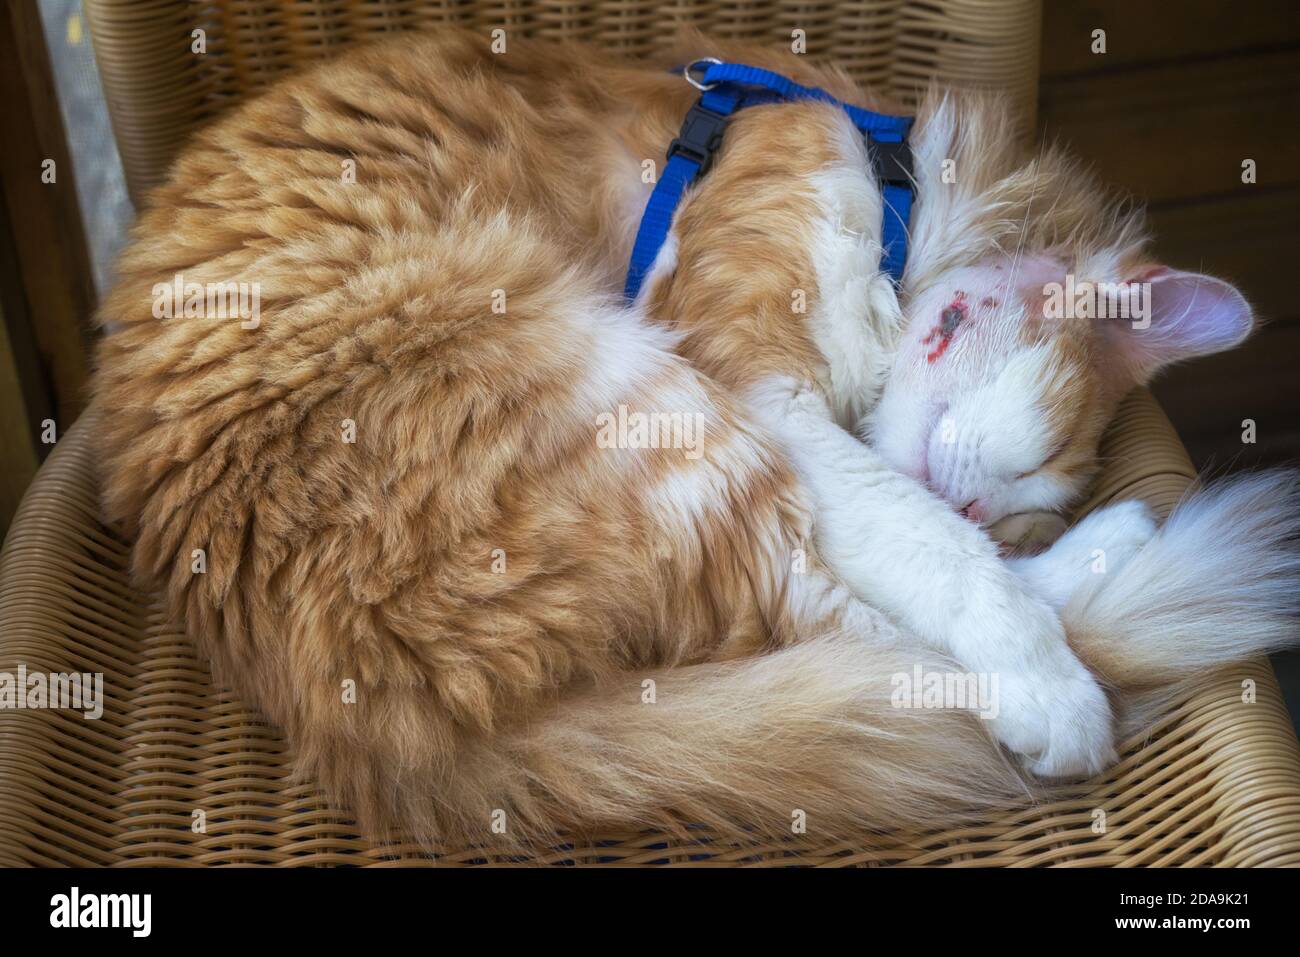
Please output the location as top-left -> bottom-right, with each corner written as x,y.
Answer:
1104,267 -> 1253,381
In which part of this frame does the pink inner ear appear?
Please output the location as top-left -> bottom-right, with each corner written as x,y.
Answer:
1126,265 -> 1170,285
1107,268 -> 1254,380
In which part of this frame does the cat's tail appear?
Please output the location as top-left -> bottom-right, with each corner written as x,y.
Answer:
413,632 -> 1038,847
1062,470 -> 1300,736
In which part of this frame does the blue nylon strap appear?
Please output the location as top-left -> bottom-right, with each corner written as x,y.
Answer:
623,152 -> 702,301
880,183 -> 913,284
700,62 -> 912,142
623,61 -> 915,301
622,83 -> 745,300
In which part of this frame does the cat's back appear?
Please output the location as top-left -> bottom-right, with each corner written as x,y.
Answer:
91,28 -> 651,604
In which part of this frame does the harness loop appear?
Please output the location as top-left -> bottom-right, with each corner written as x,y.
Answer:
683,58 -> 722,91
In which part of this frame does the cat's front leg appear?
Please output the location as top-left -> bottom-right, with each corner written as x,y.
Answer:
751,378 -> 1116,778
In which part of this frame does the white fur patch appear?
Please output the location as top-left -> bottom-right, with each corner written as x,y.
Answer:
637,230 -> 678,304
572,300 -> 681,415
574,299 -> 775,543
805,116 -> 903,427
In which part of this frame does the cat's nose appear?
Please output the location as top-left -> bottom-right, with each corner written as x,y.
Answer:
960,500 -> 985,523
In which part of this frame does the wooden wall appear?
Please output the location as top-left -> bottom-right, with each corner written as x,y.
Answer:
0,0 -> 96,539
1040,0 -> 1300,474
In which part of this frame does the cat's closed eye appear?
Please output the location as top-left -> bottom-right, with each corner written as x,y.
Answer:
1015,437 -> 1069,481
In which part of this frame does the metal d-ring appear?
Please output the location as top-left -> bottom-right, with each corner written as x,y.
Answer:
683,57 -> 723,91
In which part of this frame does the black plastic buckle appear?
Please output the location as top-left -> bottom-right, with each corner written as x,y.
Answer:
667,101 -> 731,174
868,136 -> 913,188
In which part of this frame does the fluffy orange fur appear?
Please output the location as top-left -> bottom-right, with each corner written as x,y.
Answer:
93,29 -> 1259,848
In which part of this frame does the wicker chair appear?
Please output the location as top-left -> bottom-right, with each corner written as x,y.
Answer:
1,0 -> 1297,867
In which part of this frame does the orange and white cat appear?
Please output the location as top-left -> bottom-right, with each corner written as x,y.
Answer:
93,29 -> 1300,846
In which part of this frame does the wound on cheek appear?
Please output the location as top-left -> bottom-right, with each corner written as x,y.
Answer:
922,293 -> 968,363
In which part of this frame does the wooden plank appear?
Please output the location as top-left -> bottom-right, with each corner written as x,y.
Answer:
1042,0 -> 1300,78
1039,48 -> 1300,204
1151,321 -> 1300,472
0,300 -> 40,541
1143,194 -> 1300,473
1147,187 -> 1300,325
1178,429 -> 1300,472
0,0 -> 95,429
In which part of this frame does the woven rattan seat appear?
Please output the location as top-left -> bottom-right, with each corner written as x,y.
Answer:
2,0 -> 1297,866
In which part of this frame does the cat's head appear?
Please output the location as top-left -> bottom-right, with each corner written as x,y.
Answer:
864,92 -> 1254,531
869,252 -> 1252,528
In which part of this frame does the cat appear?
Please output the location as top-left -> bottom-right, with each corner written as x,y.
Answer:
92,28 -> 1300,848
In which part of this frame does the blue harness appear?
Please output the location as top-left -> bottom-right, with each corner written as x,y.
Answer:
624,60 -> 915,302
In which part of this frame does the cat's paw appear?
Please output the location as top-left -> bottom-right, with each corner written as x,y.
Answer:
953,584 -> 1116,778
1008,499 -> 1158,611
989,510 -> 1069,554
987,643 -> 1116,779
1070,499 -> 1159,564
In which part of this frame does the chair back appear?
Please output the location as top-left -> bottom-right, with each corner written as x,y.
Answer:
84,0 -> 1041,204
